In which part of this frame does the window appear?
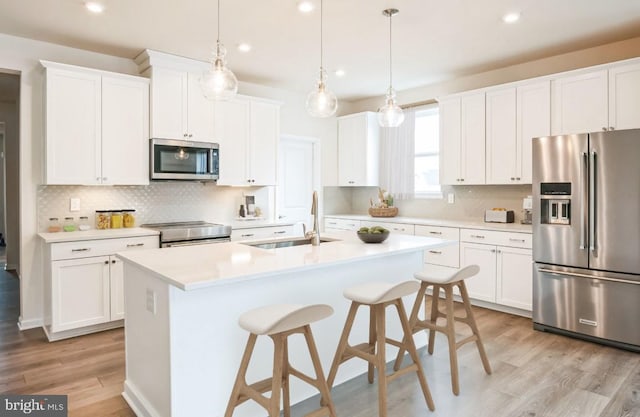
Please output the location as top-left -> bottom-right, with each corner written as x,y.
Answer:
414,106 -> 441,197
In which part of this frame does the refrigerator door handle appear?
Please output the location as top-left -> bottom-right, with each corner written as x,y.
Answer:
589,151 -> 597,253
537,268 -> 640,286
580,152 -> 588,250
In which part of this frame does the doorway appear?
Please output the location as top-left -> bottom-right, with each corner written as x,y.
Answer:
0,123 -> 5,266
277,135 -> 320,235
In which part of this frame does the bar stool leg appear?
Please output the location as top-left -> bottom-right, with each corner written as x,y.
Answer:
368,305 -> 376,384
392,282 -> 428,371
303,325 -> 337,417
225,333 -> 258,417
269,335 -> 286,417
394,299 -> 436,411
282,336 -> 291,417
443,284 -> 460,395
374,304 -> 388,417
428,284 -> 440,355
458,281 -> 492,375
327,302 -> 359,389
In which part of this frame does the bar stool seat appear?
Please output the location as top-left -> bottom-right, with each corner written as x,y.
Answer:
225,303 -> 336,417
327,281 -> 435,417
394,265 -> 492,395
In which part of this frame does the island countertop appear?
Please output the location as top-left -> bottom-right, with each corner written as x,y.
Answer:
116,231 -> 450,291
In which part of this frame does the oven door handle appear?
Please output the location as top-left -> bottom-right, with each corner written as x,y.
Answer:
537,267 -> 640,286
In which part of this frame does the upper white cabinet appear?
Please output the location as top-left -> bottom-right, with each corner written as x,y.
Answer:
486,81 -> 550,184
337,112 -> 380,186
149,67 -> 216,142
216,97 -> 280,186
43,61 -> 149,186
608,61 -> 640,131
440,93 -> 485,185
551,69 -> 608,135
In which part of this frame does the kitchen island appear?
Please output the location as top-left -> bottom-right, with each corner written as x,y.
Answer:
116,231 -> 450,417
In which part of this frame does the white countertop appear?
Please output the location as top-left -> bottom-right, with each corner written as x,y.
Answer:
38,227 -> 159,243
116,231 -> 451,291
325,214 -> 533,233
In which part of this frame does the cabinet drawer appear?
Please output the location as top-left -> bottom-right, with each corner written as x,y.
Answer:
460,229 -> 531,249
424,242 -> 460,268
414,225 -> 459,241
323,218 -> 361,231
360,221 -> 414,235
231,225 -> 295,241
50,236 -> 159,260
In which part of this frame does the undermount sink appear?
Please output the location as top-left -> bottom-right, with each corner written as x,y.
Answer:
243,237 -> 338,249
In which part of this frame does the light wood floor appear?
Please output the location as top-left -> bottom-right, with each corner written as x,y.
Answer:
0,267 -> 638,417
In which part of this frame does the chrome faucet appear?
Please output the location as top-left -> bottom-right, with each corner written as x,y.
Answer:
305,190 -> 320,246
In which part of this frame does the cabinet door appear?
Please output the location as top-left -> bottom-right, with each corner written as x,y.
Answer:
461,93 -> 486,184
109,256 -> 125,321
215,99 -> 250,185
249,101 -> 279,185
45,68 -> 101,185
460,242 -> 496,302
438,97 -> 461,185
150,67 -> 187,139
551,69 -> 608,135
517,81 -> 550,183
486,88 -> 517,184
186,72 -> 216,142
51,256 -> 110,332
102,76 -> 150,185
338,114 -> 365,186
608,62 -> 640,130
496,246 -> 532,311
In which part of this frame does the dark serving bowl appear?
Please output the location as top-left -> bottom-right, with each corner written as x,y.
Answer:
357,231 -> 390,243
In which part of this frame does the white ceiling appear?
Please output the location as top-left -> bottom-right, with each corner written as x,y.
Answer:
1,0 -> 640,101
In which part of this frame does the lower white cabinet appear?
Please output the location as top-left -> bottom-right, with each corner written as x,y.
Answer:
415,225 -> 459,268
44,234 -> 158,340
231,225 -> 295,241
324,217 -> 361,232
496,246 -> 533,311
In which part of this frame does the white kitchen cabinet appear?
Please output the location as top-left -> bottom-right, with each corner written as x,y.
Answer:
414,225 -> 459,268
486,81 -> 550,184
460,229 -> 532,311
149,67 -> 216,142
439,92 -> 485,185
360,220 -> 414,235
231,225 -> 295,241
551,69 -> 608,135
337,112 -> 380,186
43,61 -> 149,185
216,98 -> 279,186
324,217 -> 361,232
43,234 -> 158,340
608,61 -> 640,130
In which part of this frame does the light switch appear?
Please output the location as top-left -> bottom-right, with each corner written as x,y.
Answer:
146,289 -> 157,315
447,193 -> 455,204
69,198 -> 81,212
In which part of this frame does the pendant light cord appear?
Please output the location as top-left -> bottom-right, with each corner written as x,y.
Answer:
217,0 -> 221,44
320,0 -> 324,70
389,11 -> 393,89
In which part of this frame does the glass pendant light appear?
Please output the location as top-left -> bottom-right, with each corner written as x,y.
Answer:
306,0 -> 338,118
201,0 -> 238,101
378,8 -> 404,127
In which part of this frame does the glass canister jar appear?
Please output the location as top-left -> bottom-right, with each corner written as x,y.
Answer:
78,216 -> 91,231
47,217 -> 62,233
122,209 -> 136,228
63,217 -> 76,232
95,210 -> 111,229
110,210 -> 123,229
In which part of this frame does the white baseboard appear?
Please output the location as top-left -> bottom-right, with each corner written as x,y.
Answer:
123,380 -> 163,417
17,317 -> 44,330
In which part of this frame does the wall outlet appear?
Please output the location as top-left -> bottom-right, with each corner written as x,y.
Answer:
69,197 -> 81,212
447,193 -> 455,204
146,289 -> 157,315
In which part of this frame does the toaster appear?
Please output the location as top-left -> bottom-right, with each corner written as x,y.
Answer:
484,209 -> 515,223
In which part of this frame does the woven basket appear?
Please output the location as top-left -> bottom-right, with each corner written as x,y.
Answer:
368,207 -> 399,217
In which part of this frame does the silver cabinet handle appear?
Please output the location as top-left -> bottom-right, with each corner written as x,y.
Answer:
104,260 -> 109,264
589,151 -> 597,253
126,243 -> 145,248
241,233 -> 254,237
428,231 -> 442,235
509,238 -> 525,243
71,248 -> 91,252
491,249 -> 496,253
273,230 -> 287,234
327,222 -> 337,225
470,234 -> 485,239
428,250 -> 442,255
602,127 -> 607,131
609,126 -> 615,131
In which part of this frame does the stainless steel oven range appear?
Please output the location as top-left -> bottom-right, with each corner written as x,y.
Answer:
142,221 -> 232,247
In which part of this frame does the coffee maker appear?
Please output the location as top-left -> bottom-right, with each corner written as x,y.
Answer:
521,195 -> 533,224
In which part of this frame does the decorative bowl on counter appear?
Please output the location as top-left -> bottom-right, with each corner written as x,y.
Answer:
357,226 -> 390,243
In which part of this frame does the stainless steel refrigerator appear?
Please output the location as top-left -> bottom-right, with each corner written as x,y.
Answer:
532,129 -> 640,351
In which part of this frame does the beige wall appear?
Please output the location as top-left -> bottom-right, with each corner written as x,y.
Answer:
349,36 -> 640,112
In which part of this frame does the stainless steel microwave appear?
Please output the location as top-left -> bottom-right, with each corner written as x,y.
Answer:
150,138 -> 219,181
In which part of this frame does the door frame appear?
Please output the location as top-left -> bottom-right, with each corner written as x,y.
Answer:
276,134 -> 321,234
0,122 -> 5,247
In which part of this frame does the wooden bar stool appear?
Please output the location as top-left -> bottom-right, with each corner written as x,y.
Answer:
225,303 -> 337,417
326,281 -> 435,417
394,265 -> 492,395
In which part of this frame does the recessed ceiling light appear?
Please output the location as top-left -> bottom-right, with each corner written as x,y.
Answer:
237,43 -> 252,53
85,2 -> 105,13
298,1 -> 314,13
502,12 -> 520,23
335,69 -> 346,77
